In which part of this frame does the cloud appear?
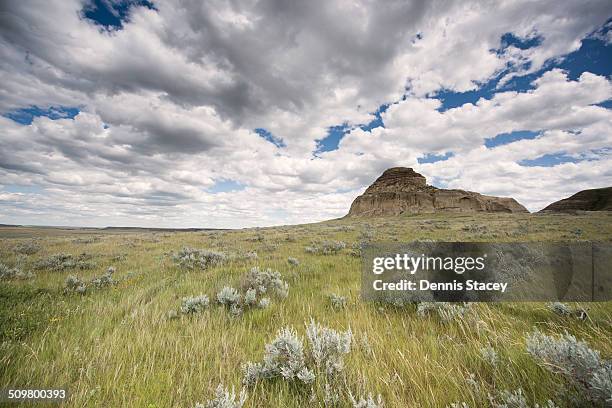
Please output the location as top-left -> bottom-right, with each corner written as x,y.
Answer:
0,0 -> 610,226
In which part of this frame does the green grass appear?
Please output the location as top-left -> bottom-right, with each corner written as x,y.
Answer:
0,212 -> 611,407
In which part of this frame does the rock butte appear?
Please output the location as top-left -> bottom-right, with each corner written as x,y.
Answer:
347,167 -> 528,217
539,187 -> 612,213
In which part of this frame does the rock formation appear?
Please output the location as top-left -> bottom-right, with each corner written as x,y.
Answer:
539,187 -> 612,213
347,167 -> 528,217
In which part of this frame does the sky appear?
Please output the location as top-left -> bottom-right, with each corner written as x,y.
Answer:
0,0 -> 611,228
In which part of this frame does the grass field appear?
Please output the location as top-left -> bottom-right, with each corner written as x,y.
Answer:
1,212 -> 611,407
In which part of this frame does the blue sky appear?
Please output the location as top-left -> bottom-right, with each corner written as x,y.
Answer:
0,1 -> 611,227
313,22 -> 612,166
82,0 -> 155,29
5,106 -> 80,125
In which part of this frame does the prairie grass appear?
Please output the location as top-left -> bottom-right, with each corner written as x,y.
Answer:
0,212 -> 610,407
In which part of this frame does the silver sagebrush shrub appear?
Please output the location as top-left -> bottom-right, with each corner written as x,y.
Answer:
480,345 -> 499,366
35,253 -> 95,271
0,262 -> 34,281
322,241 -> 346,254
348,392 -> 384,408
329,293 -> 347,309
322,382 -> 340,406
181,294 -> 210,314
229,303 -> 243,317
304,245 -> 318,254
547,302 -> 571,316
217,268 -> 288,316
243,267 -> 288,298
173,247 -> 226,270
304,241 -> 346,255
349,242 -> 362,257
36,253 -> 75,271
417,302 -> 470,323
306,319 -> 352,376
547,302 -> 588,321
195,384 -> 247,408
244,288 -> 257,306
243,251 -> 258,261
490,388 -> 559,408
243,326 -> 314,386
243,320 -> 354,387
287,257 -> 299,266
91,266 -> 117,288
64,275 -> 86,294
589,363 -> 612,405
217,286 -> 242,306
526,330 -> 611,405
13,240 -> 41,255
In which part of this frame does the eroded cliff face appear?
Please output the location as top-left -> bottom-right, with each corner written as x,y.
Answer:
539,187 -> 612,213
347,167 -> 528,217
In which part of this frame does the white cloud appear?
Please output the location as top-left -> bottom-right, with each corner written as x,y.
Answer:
0,0 -> 610,226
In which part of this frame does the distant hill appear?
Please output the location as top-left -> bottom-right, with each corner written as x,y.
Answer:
101,226 -> 226,232
0,225 -> 229,232
539,187 -> 612,213
347,167 -> 528,217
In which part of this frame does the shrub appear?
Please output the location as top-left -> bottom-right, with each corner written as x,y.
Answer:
257,297 -> 270,309
261,242 -> 279,252
217,287 -> 242,307
64,275 -> 86,294
287,257 -> 299,266
35,253 -> 75,271
480,345 -> 499,366
526,330 -> 611,405
246,234 -> 264,242
306,319 -> 352,376
229,303 -> 243,317
195,384 -> 247,408
90,266 -> 117,289
329,293 -> 347,309
348,392 -> 384,408
417,302 -> 470,323
72,236 -> 100,244
358,229 -> 374,241
359,333 -> 374,357
172,247 -> 226,270
13,240 -> 41,255
112,253 -> 127,262
181,295 -> 210,314
35,253 -> 95,271
0,262 -> 34,281
321,241 -> 346,255
305,246 -> 318,254
589,365 -> 612,405
547,302 -> 571,316
216,269 -> 288,317
547,302 -> 588,320
76,260 -> 97,270
243,267 -> 288,299
242,251 -> 258,261
490,388 -> 559,408
304,241 -> 346,255
349,242 -> 362,257
322,382 -> 341,406
242,326 -> 314,386
243,288 -> 257,307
